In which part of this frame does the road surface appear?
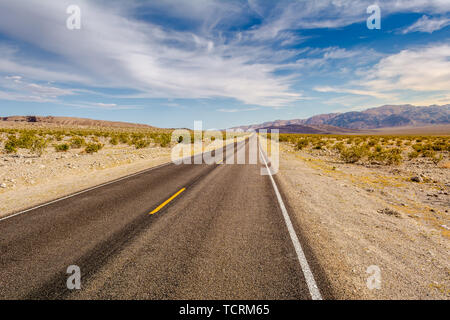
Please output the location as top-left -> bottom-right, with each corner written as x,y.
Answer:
0,139 -> 330,300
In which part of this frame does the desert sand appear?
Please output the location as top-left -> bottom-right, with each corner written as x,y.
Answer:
276,142 -> 449,299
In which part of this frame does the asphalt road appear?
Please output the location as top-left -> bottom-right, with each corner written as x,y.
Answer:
0,138 -> 331,300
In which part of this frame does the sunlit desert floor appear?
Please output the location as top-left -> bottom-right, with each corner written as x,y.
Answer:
278,142 -> 449,299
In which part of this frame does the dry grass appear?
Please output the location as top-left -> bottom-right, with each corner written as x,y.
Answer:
279,134 -> 449,167
0,126 -> 174,156
0,124 -> 250,157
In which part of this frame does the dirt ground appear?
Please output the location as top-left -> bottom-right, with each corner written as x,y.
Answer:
276,143 -> 449,299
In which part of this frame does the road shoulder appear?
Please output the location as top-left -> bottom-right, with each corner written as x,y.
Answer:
276,146 -> 449,299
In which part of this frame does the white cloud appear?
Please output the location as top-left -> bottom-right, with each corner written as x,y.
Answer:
401,15 -> 450,33
0,0 -> 303,107
365,44 -> 450,92
0,0 -> 449,110
245,0 -> 450,40
314,86 -> 393,99
65,102 -> 142,110
315,43 -> 450,107
0,75 -> 75,102
217,107 -> 259,112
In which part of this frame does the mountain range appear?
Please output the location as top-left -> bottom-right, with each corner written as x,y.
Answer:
231,104 -> 450,134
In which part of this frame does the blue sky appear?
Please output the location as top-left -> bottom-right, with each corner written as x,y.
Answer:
0,0 -> 449,129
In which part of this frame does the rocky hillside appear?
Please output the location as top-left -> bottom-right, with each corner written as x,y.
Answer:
0,116 -> 154,129
257,124 -> 359,134
232,104 -> 450,132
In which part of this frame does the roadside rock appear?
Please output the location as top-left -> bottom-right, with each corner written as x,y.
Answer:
377,208 -> 401,218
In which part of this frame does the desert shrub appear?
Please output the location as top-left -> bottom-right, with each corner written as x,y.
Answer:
383,148 -> 403,165
31,138 -> 48,156
4,138 -> 18,153
373,145 -> 383,152
154,133 -> 171,147
408,151 -> 419,159
333,142 -> 345,152
134,139 -> 150,149
131,132 -> 145,141
279,134 -> 290,142
296,139 -> 309,150
160,135 -> 171,147
55,143 -> 70,152
368,148 -> 384,163
119,133 -> 129,144
55,133 -> 64,141
110,136 -> 119,145
369,148 -> 402,165
85,143 -> 103,154
70,137 -> 85,149
431,140 -> 447,151
412,143 -> 423,152
17,132 -> 36,149
422,149 -> 436,159
313,140 -> 326,150
340,146 -> 368,163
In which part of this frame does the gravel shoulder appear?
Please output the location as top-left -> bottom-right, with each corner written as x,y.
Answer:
276,143 -> 449,299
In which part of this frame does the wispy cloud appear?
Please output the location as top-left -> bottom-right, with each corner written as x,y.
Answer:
314,86 -> 393,99
243,0 -> 450,41
401,15 -> 450,34
216,107 -> 259,113
0,75 -> 75,102
64,102 -> 143,110
0,0 -> 304,107
364,44 -> 450,92
314,43 -> 450,108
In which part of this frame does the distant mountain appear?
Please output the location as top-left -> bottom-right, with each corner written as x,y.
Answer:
231,104 -> 450,132
257,124 -> 359,134
0,116 -> 155,129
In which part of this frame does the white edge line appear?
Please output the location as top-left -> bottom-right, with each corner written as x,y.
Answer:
259,143 -> 323,301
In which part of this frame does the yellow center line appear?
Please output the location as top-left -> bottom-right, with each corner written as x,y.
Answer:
149,188 -> 186,215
